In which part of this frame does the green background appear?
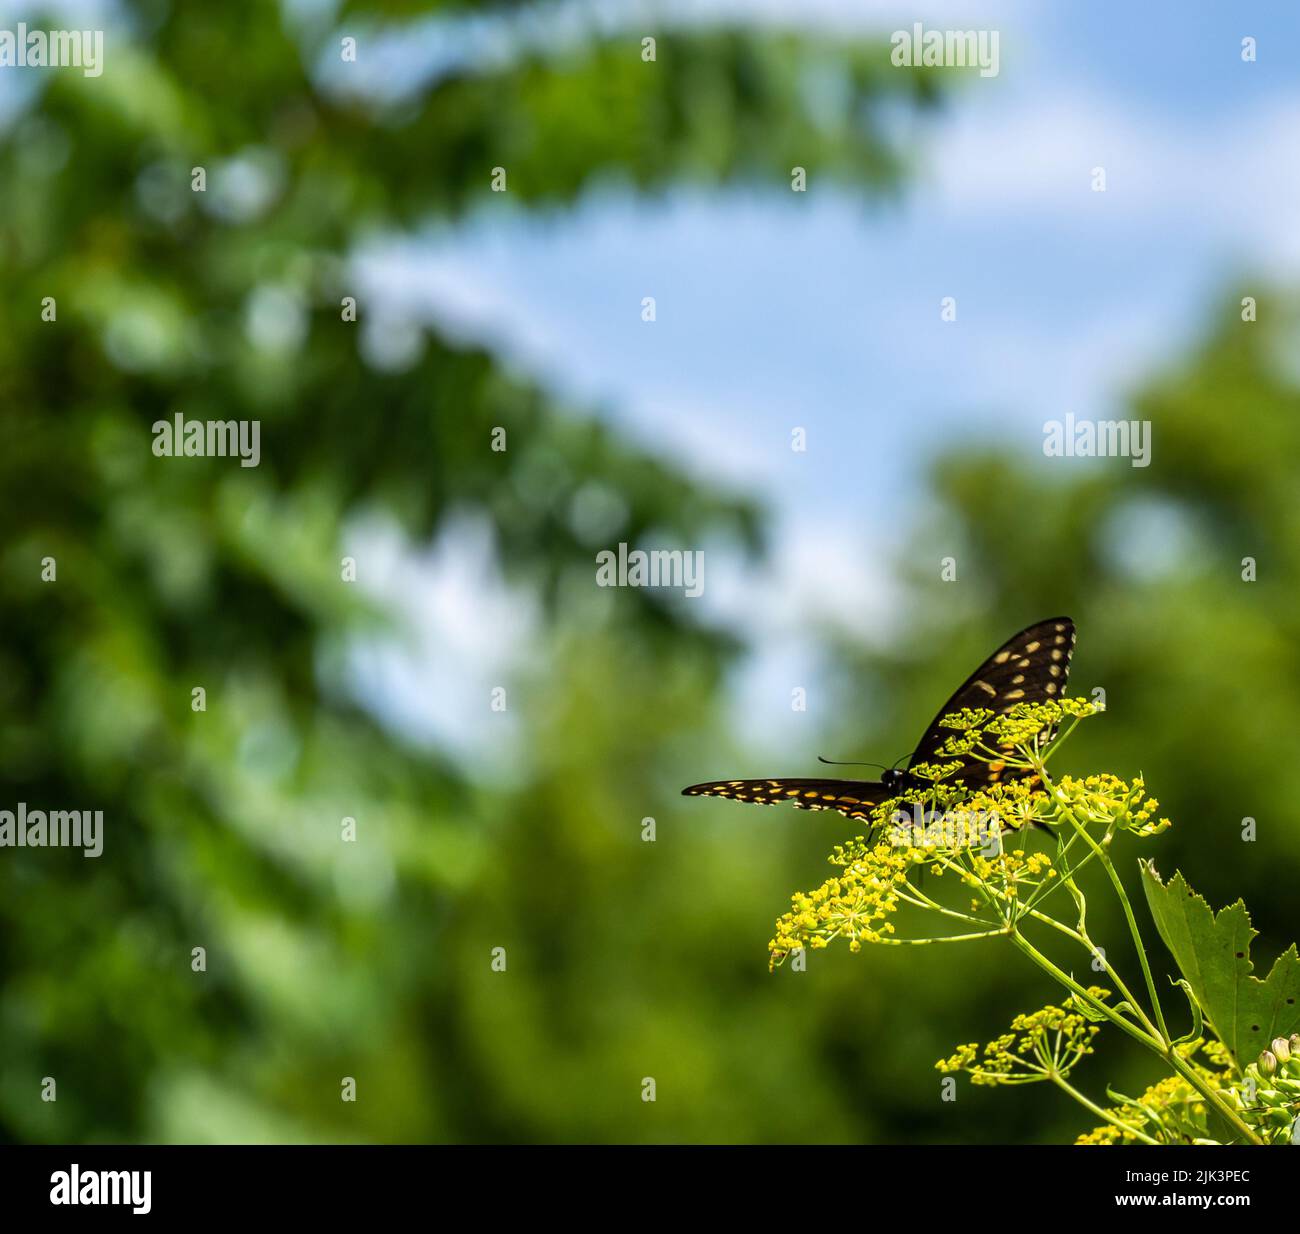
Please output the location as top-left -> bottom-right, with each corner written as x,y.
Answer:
1,1 -> 1296,1144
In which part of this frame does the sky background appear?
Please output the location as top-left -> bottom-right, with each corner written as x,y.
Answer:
8,0 -> 1296,758
347,0 -> 1300,759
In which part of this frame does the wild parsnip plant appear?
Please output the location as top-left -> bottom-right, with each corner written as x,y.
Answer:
770,699 -> 1300,1145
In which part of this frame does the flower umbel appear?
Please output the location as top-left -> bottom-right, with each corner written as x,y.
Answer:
770,700 -> 1159,963
1054,773 -> 1169,838
769,841 -> 918,967
937,992 -> 1108,1086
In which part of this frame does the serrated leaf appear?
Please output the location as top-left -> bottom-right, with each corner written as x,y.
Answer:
1140,861 -> 1300,1069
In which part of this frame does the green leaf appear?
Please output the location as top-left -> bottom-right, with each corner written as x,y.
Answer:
1169,978 -> 1204,1047
1104,1084 -> 1144,1109
1140,861 -> 1300,1069
1069,985 -> 1110,1023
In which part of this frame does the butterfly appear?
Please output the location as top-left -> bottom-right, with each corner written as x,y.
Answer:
682,617 -> 1076,823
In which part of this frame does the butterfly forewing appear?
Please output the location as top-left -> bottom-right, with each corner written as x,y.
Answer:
681,778 -> 886,822
907,617 -> 1076,789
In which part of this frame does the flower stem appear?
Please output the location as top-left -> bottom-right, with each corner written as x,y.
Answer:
878,928 -> 1009,945
1010,930 -> 1161,1051
1039,766 -> 1171,1042
1046,1072 -> 1162,1145
1012,908 -> 1264,1144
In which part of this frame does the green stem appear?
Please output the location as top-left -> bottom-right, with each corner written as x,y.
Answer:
1022,906 -> 1162,1042
1038,765 -> 1171,1042
896,733 -> 1264,1142
1162,1051 -> 1260,1145
1047,1072 -> 1161,1145
1038,714 -> 1082,766
1010,930 -> 1161,1052
878,928 -> 1009,946
895,886 -> 987,927
1014,892 -> 1263,1144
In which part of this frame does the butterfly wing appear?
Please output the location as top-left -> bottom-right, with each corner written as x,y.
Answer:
907,616 -> 1076,788
681,778 -> 887,823
681,618 -> 1077,817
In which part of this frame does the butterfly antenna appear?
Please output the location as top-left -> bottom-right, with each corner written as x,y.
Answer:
816,756 -> 891,772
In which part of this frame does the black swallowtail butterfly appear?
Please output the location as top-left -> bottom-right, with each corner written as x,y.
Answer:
682,617 -> 1076,822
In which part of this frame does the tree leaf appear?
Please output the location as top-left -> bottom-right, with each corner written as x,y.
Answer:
1140,861 -> 1300,1069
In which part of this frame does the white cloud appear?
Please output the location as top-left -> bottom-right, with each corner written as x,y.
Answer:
927,85 -> 1300,272
344,513 -> 537,768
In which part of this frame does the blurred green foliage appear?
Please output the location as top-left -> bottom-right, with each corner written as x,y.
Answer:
1,1 -> 1292,1146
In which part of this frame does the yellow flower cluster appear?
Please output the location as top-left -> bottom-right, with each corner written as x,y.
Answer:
963,780 -> 1054,832
1054,773 -> 1170,837
937,992 -> 1108,1085
908,757 -> 965,783
984,696 -> 1101,746
770,699 -> 1170,963
910,698 -> 1105,784
769,843 -> 918,968
1076,1040 -> 1231,1144
965,848 -> 1055,901
933,727 -> 982,759
938,706 -> 997,730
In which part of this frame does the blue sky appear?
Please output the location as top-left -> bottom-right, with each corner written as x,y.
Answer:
348,1 -> 1300,756
6,0 -> 1295,756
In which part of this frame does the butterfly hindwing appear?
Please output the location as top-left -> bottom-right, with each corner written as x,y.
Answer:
907,616 -> 1076,789
681,778 -> 886,823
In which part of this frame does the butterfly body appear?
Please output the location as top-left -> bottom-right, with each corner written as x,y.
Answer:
682,617 -> 1075,823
